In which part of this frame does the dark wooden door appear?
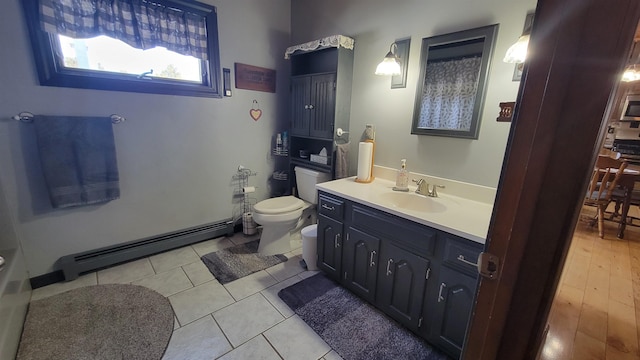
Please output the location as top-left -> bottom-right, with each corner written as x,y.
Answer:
465,1 -> 640,359
308,73 -> 336,139
343,227 -> 379,303
377,242 -> 430,330
432,266 -> 477,359
316,214 -> 343,279
290,76 -> 311,136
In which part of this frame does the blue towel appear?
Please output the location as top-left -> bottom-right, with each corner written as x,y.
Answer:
33,116 -> 120,208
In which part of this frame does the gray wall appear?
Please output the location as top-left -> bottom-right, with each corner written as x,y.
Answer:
292,0 -> 536,187
0,0 -> 291,277
0,0 -> 535,278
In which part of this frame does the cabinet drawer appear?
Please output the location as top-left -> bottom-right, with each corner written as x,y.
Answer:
350,204 -> 436,256
318,194 -> 344,220
442,236 -> 482,276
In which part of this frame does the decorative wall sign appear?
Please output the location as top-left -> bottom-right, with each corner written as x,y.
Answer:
235,63 -> 276,93
497,102 -> 516,122
250,100 -> 262,121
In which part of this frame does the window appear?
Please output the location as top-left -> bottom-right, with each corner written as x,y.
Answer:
23,0 -> 222,98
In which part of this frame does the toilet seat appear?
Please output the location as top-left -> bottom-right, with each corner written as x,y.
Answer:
254,196 -> 304,215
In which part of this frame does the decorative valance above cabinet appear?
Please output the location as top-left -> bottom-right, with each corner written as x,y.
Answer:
284,35 -> 355,59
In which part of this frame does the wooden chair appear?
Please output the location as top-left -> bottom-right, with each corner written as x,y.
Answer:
610,176 -> 640,232
584,155 -> 628,238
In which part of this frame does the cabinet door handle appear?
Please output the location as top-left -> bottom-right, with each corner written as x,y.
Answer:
370,251 -> 376,267
386,258 -> 394,276
322,204 -> 335,211
438,283 -> 447,303
334,234 -> 341,248
457,254 -> 478,267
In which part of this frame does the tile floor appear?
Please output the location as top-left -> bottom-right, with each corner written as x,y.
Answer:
30,232 -> 343,360
540,205 -> 640,360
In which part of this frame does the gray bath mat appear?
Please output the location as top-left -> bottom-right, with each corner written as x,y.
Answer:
201,239 -> 287,284
278,273 -> 451,360
17,284 -> 174,360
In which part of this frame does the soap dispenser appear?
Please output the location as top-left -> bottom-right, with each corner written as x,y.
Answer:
393,159 -> 410,192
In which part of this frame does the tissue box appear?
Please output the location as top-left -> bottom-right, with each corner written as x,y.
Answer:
310,154 -> 328,164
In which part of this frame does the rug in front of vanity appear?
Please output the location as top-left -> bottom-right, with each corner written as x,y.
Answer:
201,239 -> 288,284
278,273 -> 451,360
16,284 -> 174,360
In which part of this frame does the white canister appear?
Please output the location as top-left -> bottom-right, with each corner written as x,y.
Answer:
242,212 -> 257,235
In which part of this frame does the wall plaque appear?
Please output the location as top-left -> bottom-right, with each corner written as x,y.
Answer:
234,63 -> 276,93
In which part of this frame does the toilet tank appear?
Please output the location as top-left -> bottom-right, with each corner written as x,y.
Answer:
294,167 -> 331,204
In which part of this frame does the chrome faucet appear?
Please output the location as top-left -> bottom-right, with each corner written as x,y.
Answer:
413,179 -> 444,197
413,179 -> 430,196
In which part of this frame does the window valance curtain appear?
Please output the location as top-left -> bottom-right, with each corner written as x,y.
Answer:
418,56 -> 482,131
38,0 -> 209,60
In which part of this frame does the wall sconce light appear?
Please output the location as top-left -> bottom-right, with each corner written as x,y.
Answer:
503,13 -> 534,64
503,34 -> 530,63
375,43 -> 402,76
622,64 -> 640,82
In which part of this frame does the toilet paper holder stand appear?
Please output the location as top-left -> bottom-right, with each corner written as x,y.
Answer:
233,165 -> 258,216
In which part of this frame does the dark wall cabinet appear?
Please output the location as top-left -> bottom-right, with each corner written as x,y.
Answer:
316,191 -> 483,359
287,42 -> 353,178
291,73 -> 336,139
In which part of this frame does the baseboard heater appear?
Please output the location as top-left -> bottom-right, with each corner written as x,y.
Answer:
59,219 -> 235,281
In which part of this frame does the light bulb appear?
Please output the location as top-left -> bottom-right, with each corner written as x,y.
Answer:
503,34 -> 530,63
375,54 -> 401,75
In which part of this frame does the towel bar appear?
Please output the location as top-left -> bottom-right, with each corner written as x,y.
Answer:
12,112 -> 126,124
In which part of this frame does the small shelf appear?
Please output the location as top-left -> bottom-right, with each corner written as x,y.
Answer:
272,171 -> 288,181
291,157 -> 332,172
273,148 -> 289,156
290,134 -> 335,142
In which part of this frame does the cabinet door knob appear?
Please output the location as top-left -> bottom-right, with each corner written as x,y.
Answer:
370,251 -> 376,267
386,258 -> 394,276
304,104 -> 309,109
438,282 -> 447,303
334,234 -> 341,248
308,104 -> 314,109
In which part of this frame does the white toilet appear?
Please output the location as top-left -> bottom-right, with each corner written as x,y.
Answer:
252,166 -> 331,255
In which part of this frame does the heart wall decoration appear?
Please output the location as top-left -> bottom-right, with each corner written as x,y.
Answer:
250,100 -> 262,121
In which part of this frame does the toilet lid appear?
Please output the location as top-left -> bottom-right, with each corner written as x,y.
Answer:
254,196 -> 304,214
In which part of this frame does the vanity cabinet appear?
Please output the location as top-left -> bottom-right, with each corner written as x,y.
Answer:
430,265 -> 478,356
317,215 -> 343,279
377,241 -> 430,331
316,191 -> 482,359
317,194 -> 345,278
342,227 -> 379,303
429,235 -> 482,356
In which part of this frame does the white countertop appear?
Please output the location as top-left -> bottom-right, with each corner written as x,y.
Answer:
316,177 -> 494,244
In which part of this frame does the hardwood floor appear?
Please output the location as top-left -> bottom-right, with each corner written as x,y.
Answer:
540,204 -> 640,359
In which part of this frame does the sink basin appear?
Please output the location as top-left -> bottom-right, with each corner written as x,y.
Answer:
377,191 -> 447,213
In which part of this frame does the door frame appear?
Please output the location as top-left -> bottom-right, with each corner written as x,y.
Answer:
464,0 -> 640,358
